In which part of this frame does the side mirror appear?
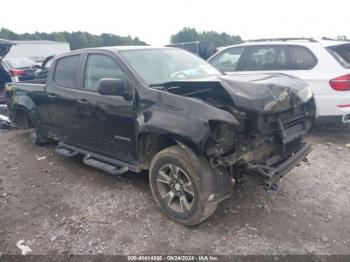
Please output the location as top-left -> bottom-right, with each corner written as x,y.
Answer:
97,78 -> 127,97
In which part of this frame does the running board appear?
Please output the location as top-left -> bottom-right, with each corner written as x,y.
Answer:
83,155 -> 129,175
54,142 -> 141,175
55,145 -> 79,157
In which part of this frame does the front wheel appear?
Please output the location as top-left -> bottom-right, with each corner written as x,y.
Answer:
149,145 -> 218,225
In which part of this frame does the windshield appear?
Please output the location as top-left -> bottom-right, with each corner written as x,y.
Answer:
327,44 -> 350,68
120,49 -> 222,85
4,58 -> 36,69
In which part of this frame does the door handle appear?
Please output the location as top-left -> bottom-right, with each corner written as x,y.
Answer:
47,93 -> 56,98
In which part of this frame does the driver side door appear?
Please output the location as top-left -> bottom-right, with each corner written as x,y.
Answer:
79,53 -> 137,164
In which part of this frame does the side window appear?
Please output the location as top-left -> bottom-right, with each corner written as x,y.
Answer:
84,54 -> 125,92
54,55 -> 80,88
275,48 -> 289,70
241,46 -> 280,71
209,47 -> 245,72
288,46 -> 317,70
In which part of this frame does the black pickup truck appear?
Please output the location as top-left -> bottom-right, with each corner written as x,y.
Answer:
5,46 -> 315,225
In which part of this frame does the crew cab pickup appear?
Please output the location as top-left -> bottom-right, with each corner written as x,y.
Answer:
5,46 -> 315,225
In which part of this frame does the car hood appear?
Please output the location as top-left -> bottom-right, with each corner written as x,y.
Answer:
0,39 -> 15,60
152,73 -> 312,113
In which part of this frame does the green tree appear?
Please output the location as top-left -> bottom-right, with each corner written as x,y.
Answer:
171,27 -> 242,47
170,27 -> 199,43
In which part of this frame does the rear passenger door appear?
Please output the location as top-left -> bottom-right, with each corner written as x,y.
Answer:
237,45 -> 290,73
46,54 -> 83,143
285,45 -> 318,81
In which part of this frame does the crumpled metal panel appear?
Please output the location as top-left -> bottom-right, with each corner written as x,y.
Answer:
153,73 -> 312,113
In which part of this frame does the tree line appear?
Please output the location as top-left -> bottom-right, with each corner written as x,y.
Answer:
0,28 -> 147,50
3,27 -> 346,50
0,27 -> 243,50
171,27 -> 242,47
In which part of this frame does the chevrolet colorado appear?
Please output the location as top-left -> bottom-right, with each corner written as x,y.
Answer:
5,46 -> 315,225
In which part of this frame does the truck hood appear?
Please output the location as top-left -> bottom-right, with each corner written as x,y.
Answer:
152,73 -> 313,113
0,39 -> 15,60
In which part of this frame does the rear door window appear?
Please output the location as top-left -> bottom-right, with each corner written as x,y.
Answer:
327,44 -> 350,68
288,46 -> 317,70
54,55 -> 80,88
209,47 -> 245,72
240,46 -> 281,71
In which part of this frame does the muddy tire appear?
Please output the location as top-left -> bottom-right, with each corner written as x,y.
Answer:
29,130 -> 48,147
149,145 -> 218,226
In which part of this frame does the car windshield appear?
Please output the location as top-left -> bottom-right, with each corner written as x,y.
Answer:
120,49 -> 222,85
4,58 -> 36,69
327,44 -> 350,68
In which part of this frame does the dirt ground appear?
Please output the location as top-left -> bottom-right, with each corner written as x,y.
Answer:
0,125 -> 350,256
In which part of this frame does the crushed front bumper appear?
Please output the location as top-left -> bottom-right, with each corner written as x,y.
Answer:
250,143 -> 312,188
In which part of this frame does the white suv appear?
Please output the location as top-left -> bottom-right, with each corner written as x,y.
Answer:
208,38 -> 350,124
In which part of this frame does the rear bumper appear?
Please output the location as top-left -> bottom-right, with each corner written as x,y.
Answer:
253,143 -> 312,188
315,93 -> 350,123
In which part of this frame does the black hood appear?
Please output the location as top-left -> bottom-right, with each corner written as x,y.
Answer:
0,39 -> 15,60
151,73 -> 313,113
217,73 -> 312,113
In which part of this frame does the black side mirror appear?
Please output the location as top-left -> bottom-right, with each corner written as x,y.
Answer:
97,78 -> 127,97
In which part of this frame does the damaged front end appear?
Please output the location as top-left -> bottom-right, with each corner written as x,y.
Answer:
206,74 -> 315,188
206,101 -> 314,188
154,73 -> 315,188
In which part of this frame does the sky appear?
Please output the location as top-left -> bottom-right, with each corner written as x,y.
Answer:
0,0 -> 348,45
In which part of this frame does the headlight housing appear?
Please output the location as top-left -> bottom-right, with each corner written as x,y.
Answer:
208,120 -> 235,145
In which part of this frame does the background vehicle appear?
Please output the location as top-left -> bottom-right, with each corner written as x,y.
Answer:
208,38 -> 350,124
5,40 -> 70,63
0,39 -> 52,103
0,39 -> 16,103
167,41 -> 217,59
5,47 -> 314,225
2,58 -> 38,81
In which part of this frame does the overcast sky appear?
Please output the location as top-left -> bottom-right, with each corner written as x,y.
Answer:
1,0 -> 348,45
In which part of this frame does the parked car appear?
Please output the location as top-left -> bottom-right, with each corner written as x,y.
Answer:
2,58 -> 38,81
0,39 -> 16,103
0,39 -> 38,103
208,38 -> 350,124
5,46 -> 315,225
167,41 -> 217,59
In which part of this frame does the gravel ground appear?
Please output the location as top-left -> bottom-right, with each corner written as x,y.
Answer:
0,126 -> 350,256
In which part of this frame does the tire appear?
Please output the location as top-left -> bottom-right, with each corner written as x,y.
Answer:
149,145 -> 218,226
29,129 -> 48,146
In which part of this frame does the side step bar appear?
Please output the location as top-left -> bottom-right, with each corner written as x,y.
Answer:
55,142 -> 141,175
83,155 -> 129,175
55,145 -> 79,157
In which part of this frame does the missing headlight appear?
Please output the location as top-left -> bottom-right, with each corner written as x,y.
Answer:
208,120 -> 235,144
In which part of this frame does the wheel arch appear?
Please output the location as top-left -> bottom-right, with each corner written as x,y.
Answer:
137,132 -> 202,169
13,105 -> 34,129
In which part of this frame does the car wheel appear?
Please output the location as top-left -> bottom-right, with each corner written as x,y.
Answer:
29,129 -> 48,146
149,145 -> 218,225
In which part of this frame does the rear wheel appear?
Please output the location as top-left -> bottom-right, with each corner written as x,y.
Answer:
149,145 -> 218,225
29,129 -> 49,146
